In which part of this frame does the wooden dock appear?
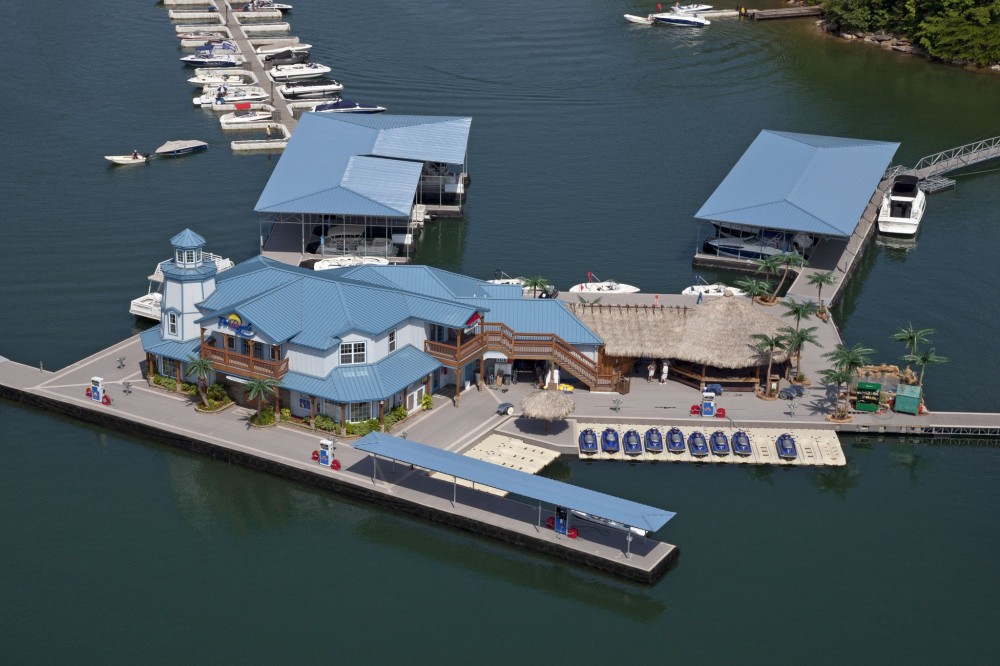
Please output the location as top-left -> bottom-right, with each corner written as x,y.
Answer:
750,6 -> 823,20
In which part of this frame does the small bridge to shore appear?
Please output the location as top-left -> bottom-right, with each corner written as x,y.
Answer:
886,135 -> 1000,193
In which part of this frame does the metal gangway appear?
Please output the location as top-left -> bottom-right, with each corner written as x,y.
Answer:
885,135 -> 1000,193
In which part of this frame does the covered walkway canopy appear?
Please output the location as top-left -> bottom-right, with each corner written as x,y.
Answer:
353,433 -> 676,535
695,130 -> 900,237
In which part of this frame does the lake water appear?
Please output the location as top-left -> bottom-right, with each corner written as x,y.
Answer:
2,1 -> 999,662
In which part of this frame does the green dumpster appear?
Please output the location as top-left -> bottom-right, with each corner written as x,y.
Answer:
895,384 -> 922,415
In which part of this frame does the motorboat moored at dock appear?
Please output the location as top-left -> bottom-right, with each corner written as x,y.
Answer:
277,79 -> 344,98
570,510 -> 649,537
776,433 -> 798,460
651,11 -> 711,26
314,98 -> 387,114
219,104 -> 274,128
623,429 -> 643,457
180,52 -> 246,68
154,139 -> 208,156
601,428 -> 620,454
177,30 -> 229,42
578,428 -> 598,455
256,42 -> 312,54
877,174 -> 926,236
703,234 -> 794,260
194,86 -> 269,106
188,69 -> 256,87
268,62 -> 331,81
130,251 -> 235,320
682,275 -> 746,298
262,49 -> 309,67
568,272 -> 640,294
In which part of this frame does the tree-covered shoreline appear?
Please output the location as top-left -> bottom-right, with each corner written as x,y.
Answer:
817,1 -> 1000,67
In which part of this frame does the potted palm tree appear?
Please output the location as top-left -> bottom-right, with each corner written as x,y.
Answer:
822,342 -> 875,409
734,277 -> 773,307
753,255 -> 784,304
819,367 -> 855,422
752,332 -> 786,398
779,325 -> 820,383
780,298 -> 817,333
807,271 -> 836,319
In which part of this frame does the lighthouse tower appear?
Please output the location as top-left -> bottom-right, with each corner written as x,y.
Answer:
160,229 -> 218,342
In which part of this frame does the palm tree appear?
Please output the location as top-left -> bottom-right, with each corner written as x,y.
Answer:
773,252 -> 807,300
752,333 -> 786,396
243,376 -> 279,421
807,271 -> 836,311
734,277 -> 773,306
819,367 -> 854,417
903,347 -> 947,386
779,325 -> 820,377
753,255 -> 783,302
185,355 -> 215,408
521,275 -> 550,299
892,323 -> 934,372
780,298 -> 817,332
822,342 -> 875,401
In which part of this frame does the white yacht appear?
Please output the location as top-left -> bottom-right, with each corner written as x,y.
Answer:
130,253 -> 235,321
877,175 -> 926,236
568,272 -> 640,294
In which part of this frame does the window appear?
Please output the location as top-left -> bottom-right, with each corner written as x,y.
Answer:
167,312 -> 177,336
226,335 -> 235,351
184,249 -> 196,264
241,338 -> 252,356
349,402 -> 372,423
340,342 -> 366,365
388,330 -> 397,353
162,357 -> 178,377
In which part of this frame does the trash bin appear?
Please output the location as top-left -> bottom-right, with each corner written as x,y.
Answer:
618,377 -> 631,395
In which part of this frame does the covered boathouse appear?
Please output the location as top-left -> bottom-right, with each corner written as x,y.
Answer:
694,130 -> 899,267
141,230 -> 619,432
255,113 -> 472,266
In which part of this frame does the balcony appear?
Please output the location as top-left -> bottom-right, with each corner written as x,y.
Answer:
201,344 -> 289,380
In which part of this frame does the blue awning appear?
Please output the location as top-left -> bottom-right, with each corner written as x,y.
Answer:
353,433 -> 676,534
140,327 -> 200,362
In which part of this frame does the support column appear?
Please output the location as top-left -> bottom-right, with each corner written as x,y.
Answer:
379,400 -> 385,432
425,373 -> 431,395
175,361 -> 182,393
309,395 -> 315,428
274,389 -> 280,422
341,403 -> 347,429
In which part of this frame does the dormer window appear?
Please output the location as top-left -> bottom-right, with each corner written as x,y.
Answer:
388,330 -> 397,353
340,342 -> 366,365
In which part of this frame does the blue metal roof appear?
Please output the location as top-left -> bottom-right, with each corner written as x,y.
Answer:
336,265 -> 520,300
170,229 -> 205,249
140,327 -> 200,362
353,433 -> 676,534
462,299 -> 602,346
254,113 -> 471,216
695,130 -> 899,237
281,344 -> 440,402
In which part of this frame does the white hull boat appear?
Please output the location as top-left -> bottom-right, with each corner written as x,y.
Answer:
256,42 -> 312,55
277,79 -> 344,98
219,105 -> 274,128
268,62 -> 331,81
105,154 -> 149,165
568,272 -> 640,294
570,510 -> 648,538
877,175 -> 925,236
188,69 -> 255,87
703,235 -> 792,260
130,253 -> 235,320
155,140 -> 208,156
651,11 -> 711,26
314,255 -> 390,270
177,31 -> 229,41
682,276 -> 746,298
194,86 -> 269,106
180,53 -> 245,68
313,98 -> 386,113
624,14 -> 654,24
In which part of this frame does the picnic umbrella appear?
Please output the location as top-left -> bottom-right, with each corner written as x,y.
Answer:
519,390 -> 575,432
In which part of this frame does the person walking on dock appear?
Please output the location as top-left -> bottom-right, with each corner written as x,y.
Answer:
660,360 -> 669,384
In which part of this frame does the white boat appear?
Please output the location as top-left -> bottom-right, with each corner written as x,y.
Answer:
650,11 -> 711,26
313,98 -> 387,114
277,79 -> 344,98
180,52 -> 245,68
105,153 -> 149,165
219,104 -> 274,128
176,31 -> 229,41
702,234 -> 792,260
682,275 -> 746,297
268,62 -> 331,81
568,272 -> 640,294
314,255 -> 390,270
237,0 -> 293,11
192,40 -> 240,55
154,140 -> 208,156
877,175 -> 926,236
130,253 -> 235,321
570,510 -> 648,537
188,69 -> 255,87
256,42 -> 312,55
672,4 -> 713,12
193,86 -> 269,106
624,14 -> 654,24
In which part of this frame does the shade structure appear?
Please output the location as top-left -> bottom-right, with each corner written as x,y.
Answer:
519,390 -> 575,422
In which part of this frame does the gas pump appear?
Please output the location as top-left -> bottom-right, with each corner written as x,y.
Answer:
554,506 -> 568,535
700,391 -> 716,417
85,377 -> 110,406
318,438 -> 335,466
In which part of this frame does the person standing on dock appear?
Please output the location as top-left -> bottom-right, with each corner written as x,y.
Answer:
265,126 -> 272,142
647,360 -> 656,383
660,360 -> 669,384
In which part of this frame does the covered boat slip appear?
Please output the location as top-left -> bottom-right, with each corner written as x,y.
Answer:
255,114 -> 472,265
353,433 -> 676,561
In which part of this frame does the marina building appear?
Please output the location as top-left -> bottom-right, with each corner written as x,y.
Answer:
141,230 -> 606,427
694,130 -> 899,266
254,113 -> 472,265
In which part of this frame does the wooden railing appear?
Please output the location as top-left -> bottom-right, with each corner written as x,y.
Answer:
201,344 -> 289,379
424,322 -> 617,391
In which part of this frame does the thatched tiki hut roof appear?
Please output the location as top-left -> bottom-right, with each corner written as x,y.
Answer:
520,390 -> 576,422
569,296 -> 790,368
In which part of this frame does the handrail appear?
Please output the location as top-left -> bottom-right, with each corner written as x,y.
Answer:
201,344 -> 289,378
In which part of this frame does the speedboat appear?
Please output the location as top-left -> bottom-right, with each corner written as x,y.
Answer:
568,271 -> 640,294
194,86 -> 269,106
105,153 -> 149,165
651,11 -> 711,26
194,40 -> 239,54
673,3 -> 713,11
219,104 -> 274,128
601,428 -> 620,454
682,275 -> 746,298
710,431 -> 730,456
623,429 -> 643,457
578,428 -> 599,455
176,31 -> 229,41
313,256 -> 390,269
776,433 -> 798,460
154,140 -> 208,156
277,79 -> 344,98
130,252 -> 234,320
256,42 -> 312,55
666,427 -> 685,454
188,70 -> 254,87
238,0 -> 293,11
262,49 -> 309,67
703,234 -> 792,260
570,510 -> 648,537
314,98 -> 387,114
180,52 -> 245,68
688,431 -> 709,458
877,175 -> 926,236
644,428 -> 663,454
268,62 -> 331,81
732,430 -> 752,457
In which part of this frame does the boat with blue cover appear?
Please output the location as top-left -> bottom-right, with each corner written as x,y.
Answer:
688,431 -> 709,457
666,427 -> 685,454
601,428 -> 620,454
710,430 -> 730,456
623,429 -> 642,457
776,433 -> 797,460
644,428 -> 663,454
732,430 -> 752,457
578,428 -> 598,455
